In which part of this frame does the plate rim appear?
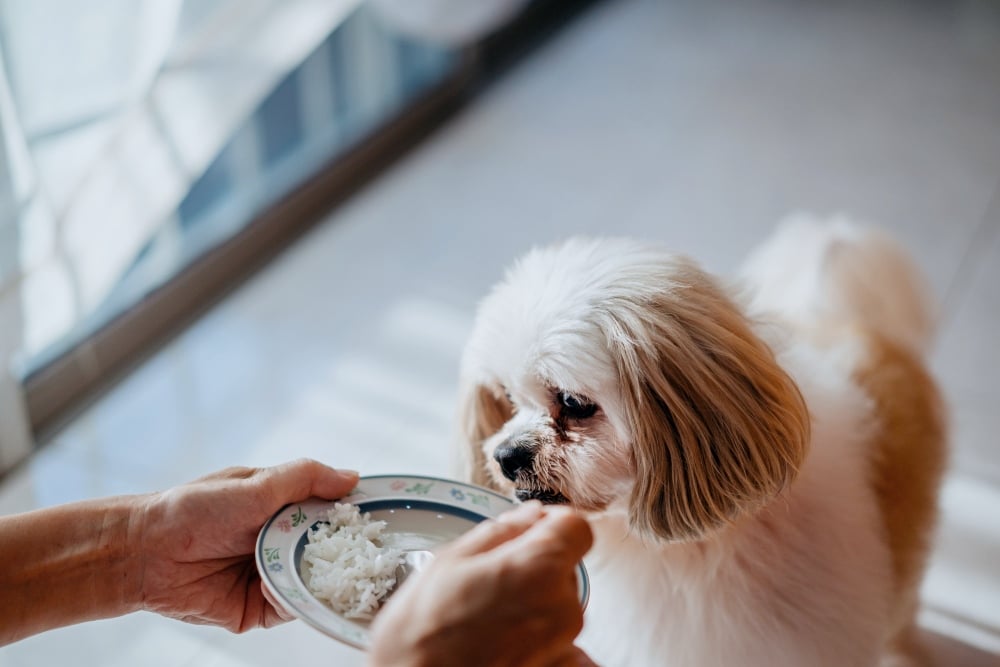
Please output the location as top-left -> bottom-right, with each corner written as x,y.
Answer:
255,474 -> 590,650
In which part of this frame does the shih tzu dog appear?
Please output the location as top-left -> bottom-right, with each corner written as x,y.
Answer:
456,217 -> 947,667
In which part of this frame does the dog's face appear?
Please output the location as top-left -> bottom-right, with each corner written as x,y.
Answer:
458,238 -> 810,542
471,336 -> 634,513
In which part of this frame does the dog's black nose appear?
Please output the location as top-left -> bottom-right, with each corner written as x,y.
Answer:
494,443 -> 534,481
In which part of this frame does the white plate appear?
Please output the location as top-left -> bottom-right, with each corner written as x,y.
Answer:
255,474 -> 590,650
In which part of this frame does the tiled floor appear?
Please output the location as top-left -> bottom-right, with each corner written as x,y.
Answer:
2,0 -> 1000,664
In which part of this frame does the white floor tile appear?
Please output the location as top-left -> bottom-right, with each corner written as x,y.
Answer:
0,613 -> 217,667
933,216 -> 1000,483
184,621 -> 363,667
923,474 -> 1000,648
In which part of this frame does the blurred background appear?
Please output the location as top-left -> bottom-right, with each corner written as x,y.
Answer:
1,0 -> 998,664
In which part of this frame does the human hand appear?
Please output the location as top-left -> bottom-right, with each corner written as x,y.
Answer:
131,459 -> 358,631
367,501 -> 597,667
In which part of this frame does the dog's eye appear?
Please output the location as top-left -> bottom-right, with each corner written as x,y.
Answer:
558,391 -> 598,419
499,386 -> 516,412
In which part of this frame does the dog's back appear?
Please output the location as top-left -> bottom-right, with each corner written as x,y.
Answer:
742,216 -> 948,663
740,215 -> 935,354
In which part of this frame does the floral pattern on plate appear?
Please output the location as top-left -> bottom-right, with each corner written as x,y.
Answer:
255,474 -> 590,650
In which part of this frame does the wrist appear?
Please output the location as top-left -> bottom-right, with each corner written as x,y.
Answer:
81,494 -> 150,618
0,494 -> 152,644
123,492 -> 157,613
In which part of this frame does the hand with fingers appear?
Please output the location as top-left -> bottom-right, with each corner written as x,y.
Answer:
367,501 -> 598,667
134,459 -> 361,631
0,458 -> 360,645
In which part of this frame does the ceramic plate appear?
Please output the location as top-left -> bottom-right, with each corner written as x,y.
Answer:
255,474 -> 590,650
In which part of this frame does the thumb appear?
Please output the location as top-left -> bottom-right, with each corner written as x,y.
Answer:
261,459 -> 359,504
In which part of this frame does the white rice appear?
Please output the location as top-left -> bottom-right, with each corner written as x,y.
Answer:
303,503 -> 403,620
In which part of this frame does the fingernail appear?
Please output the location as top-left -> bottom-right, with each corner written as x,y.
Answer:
338,469 -> 360,478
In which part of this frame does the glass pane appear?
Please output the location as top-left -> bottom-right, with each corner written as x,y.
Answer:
0,0 -> 459,378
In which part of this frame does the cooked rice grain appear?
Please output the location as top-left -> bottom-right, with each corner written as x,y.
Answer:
303,503 -> 403,619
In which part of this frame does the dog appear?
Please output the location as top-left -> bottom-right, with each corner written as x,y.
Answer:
456,216 -> 947,666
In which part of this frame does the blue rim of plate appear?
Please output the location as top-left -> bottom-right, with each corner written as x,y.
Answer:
255,474 -> 590,650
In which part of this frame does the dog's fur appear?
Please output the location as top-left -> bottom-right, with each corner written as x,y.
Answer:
456,217 -> 947,666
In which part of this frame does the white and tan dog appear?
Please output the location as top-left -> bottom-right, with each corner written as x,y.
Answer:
456,217 -> 947,667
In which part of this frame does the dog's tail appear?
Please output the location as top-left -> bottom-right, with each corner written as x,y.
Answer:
740,214 -> 936,357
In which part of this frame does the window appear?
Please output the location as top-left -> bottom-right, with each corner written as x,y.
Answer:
0,0 -> 467,464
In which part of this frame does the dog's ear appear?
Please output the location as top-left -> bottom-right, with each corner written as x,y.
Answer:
454,380 -> 511,489
608,261 -> 810,542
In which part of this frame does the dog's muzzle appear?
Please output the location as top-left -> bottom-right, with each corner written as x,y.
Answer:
494,442 -> 535,481
515,488 -> 569,504
494,438 -> 569,504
